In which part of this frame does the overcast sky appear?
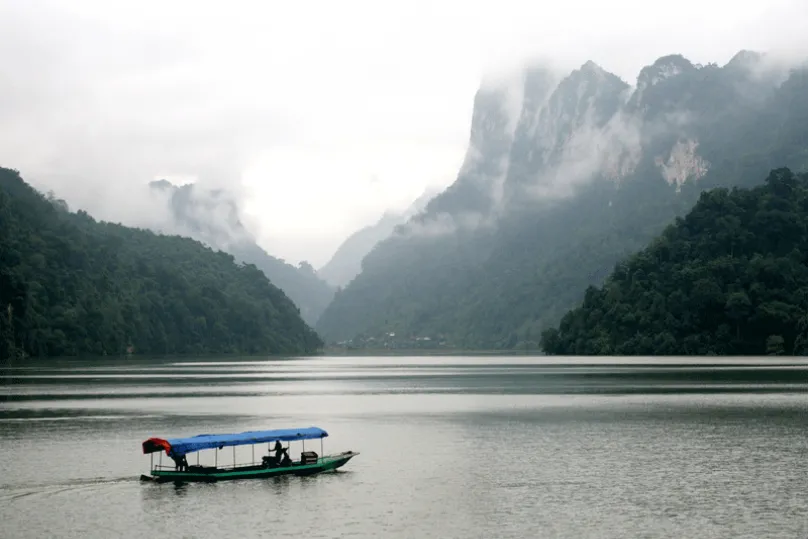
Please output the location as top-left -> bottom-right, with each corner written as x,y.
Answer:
1,0 -> 807,266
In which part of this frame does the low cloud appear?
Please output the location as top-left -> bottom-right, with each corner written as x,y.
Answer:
402,48 -> 806,238
1,0 -> 807,264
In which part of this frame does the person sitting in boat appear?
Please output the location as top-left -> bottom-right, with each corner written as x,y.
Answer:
279,447 -> 292,467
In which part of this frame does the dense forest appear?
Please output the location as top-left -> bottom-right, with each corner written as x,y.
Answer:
317,52 -> 808,349
0,167 -> 323,359
541,168 -> 808,355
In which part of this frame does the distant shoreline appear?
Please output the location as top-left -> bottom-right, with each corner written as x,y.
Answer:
0,349 -> 545,365
318,348 -> 545,356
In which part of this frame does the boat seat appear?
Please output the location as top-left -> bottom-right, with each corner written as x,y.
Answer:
300,451 -> 319,464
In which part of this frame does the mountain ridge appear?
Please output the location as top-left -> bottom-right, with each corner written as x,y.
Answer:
317,187 -> 439,288
316,49 -> 808,348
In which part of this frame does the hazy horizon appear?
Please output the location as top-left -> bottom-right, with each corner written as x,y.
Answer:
1,0 -> 807,266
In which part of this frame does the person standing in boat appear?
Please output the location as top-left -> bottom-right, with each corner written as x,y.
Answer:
262,441 -> 284,467
171,453 -> 188,471
271,440 -> 291,466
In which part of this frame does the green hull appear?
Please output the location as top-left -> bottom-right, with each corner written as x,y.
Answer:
145,451 -> 358,483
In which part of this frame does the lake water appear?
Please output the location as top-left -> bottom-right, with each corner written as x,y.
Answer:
3,356 -> 808,538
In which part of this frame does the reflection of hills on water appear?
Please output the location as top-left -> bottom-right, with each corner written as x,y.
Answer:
5,358 -> 808,404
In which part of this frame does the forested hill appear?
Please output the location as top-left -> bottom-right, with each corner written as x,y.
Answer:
541,168 -> 808,356
316,51 -> 808,349
0,168 -> 323,359
149,180 -> 334,326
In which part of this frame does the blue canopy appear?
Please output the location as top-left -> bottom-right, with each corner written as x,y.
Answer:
142,427 -> 328,456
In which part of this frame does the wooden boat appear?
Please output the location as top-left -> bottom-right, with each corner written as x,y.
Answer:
140,426 -> 358,483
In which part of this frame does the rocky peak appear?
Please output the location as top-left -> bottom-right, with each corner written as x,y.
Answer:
516,61 -> 626,166
636,54 -> 695,90
423,81 -> 520,217
627,54 -> 698,116
724,49 -> 794,89
496,61 -> 633,207
549,61 -> 628,123
462,82 -> 521,165
581,59 -> 602,71
724,49 -> 765,70
579,60 -> 615,81
566,60 -> 627,90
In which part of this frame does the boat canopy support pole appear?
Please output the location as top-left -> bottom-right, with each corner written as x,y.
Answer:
150,453 -> 153,471
321,438 -> 324,461
233,446 -> 236,468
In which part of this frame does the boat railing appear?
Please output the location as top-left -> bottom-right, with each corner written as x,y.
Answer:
151,454 -> 325,472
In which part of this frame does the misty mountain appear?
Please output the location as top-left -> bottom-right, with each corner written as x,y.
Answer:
149,181 -> 334,326
316,50 -> 808,348
0,167 -> 322,358
318,188 -> 439,288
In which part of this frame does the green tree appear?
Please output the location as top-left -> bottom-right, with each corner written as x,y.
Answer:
766,335 -> 785,356
725,291 -> 752,341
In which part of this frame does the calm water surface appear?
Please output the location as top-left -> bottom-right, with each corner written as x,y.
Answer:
3,356 -> 808,538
